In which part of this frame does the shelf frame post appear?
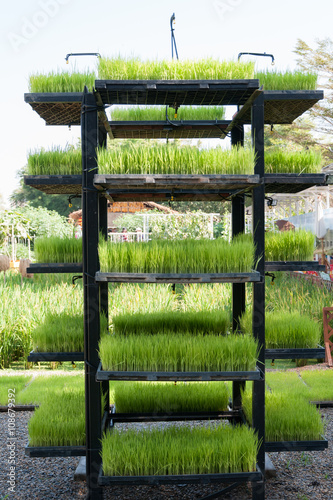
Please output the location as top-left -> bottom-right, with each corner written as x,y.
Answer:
82,88 -> 103,500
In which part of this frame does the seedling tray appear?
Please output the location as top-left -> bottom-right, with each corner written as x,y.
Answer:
108,410 -> 242,425
24,92 -> 83,126
27,263 -> 83,274
96,363 -> 262,382
265,348 -> 325,360
265,438 -> 328,453
27,351 -> 84,362
264,173 -> 327,194
24,175 -> 82,195
265,261 -> 325,272
95,272 -> 260,284
25,443 -> 85,457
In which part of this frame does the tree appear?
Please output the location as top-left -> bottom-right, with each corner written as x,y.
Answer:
294,38 -> 333,137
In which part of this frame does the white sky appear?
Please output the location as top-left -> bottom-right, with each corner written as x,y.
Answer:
1,0 -> 332,207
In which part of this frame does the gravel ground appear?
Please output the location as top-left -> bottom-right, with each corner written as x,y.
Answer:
0,408 -> 332,500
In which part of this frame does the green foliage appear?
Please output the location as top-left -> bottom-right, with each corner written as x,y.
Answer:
113,310 -> 230,336
256,70 -> 317,90
34,236 -> 82,263
29,71 -> 96,93
102,424 -> 258,476
16,374 -> 83,405
240,310 -> 320,348
27,146 -> 82,175
265,149 -> 322,173
265,230 -> 315,261
149,212 -> 216,240
98,57 -> 255,80
32,312 -> 84,352
98,234 -> 254,273
99,332 -> 258,372
110,106 -> 225,121
113,381 -> 230,413
97,144 -> 255,175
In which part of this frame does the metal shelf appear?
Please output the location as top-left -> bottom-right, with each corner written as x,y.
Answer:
27,263 -> 83,274
27,351 -> 84,362
25,444 -> 85,457
264,173 -> 327,194
95,271 -> 260,284
24,175 -> 82,195
265,262 -> 325,272
265,438 -> 328,453
265,348 -> 325,360
96,363 -> 262,382
24,92 -> 83,126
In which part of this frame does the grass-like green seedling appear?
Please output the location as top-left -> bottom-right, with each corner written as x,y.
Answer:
102,423 -> 258,476
114,381 -> 230,413
256,70 -> 317,91
98,234 -> 254,274
98,56 -> 255,80
299,370 -> 333,402
110,106 -> 225,121
32,312 -> 84,353
265,149 -> 322,173
17,374 -> 84,405
265,230 -> 315,262
113,310 -> 230,336
34,236 -> 82,263
240,310 -> 320,349
99,332 -> 258,372
27,146 -> 82,175
97,143 -> 255,175
0,375 -> 32,405
29,71 -> 96,93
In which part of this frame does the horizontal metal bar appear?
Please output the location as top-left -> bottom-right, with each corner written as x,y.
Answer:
108,410 -> 241,423
0,405 -> 37,412
265,262 -> 325,272
95,272 -> 261,284
27,351 -> 84,362
25,444 -> 86,457
263,90 -> 324,101
27,263 -> 83,274
265,439 -> 328,452
265,348 -> 325,359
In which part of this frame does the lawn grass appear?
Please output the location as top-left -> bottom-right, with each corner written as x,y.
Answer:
256,70 -> 317,91
265,230 -> 315,262
112,310 -> 230,336
28,71 -> 96,93
299,370 -> 333,401
110,106 -> 225,121
98,234 -> 255,274
34,236 -> 82,263
265,149 -> 322,173
99,332 -> 258,372
102,423 -> 258,476
240,310 -> 320,349
114,381 -> 230,413
97,144 -> 255,175
98,57 -> 255,80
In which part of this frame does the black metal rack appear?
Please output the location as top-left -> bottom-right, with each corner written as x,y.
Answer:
23,79 -> 328,500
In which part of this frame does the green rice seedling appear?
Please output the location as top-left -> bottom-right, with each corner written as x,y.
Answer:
28,386 -> 85,446
240,310 -> 320,348
113,381 -> 229,413
265,230 -> 315,262
99,332 -> 258,372
17,374 -> 83,405
113,310 -> 230,336
265,149 -> 322,174
98,56 -> 255,80
34,236 -> 82,263
108,284 -> 178,316
97,143 -> 255,175
265,372 -> 310,397
299,370 -> 333,402
0,272 -> 83,367
110,106 -> 225,121
27,146 -> 82,175
99,234 -> 254,274
102,423 -> 258,476
242,384 -> 324,441
32,312 -> 84,352
0,375 -> 32,405
256,70 -> 317,91
180,283 -> 232,312
29,71 -> 96,93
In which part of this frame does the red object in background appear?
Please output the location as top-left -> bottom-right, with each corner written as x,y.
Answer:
305,271 -> 319,276
330,264 -> 333,281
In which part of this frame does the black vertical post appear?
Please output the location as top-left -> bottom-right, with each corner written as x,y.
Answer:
98,127 -> 109,416
82,88 -> 103,500
251,93 -> 265,499
231,126 -> 246,410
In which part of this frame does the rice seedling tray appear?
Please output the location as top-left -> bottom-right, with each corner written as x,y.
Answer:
98,469 -> 263,487
240,90 -> 324,125
108,410 -> 242,425
265,348 -> 325,360
25,443 -> 86,457
95,271 -> 260,284
312,401 -> 333,408
265,438 -> 328,453
265,262 -> 325,272
27,351 -> 84,362
0,405 -> 36,412
94,79 -> 260,107
108,120 -> 230,139
27,263 -> 83,274
24,92 -> 83,126
96,363 -> 262,382
264,173 -> 327,193
24,175 -> 82,195
94,174 -> 261,201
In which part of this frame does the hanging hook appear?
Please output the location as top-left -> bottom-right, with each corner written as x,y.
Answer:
170,13 -> 179,60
